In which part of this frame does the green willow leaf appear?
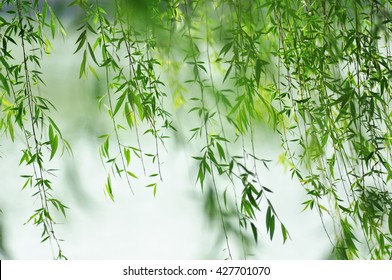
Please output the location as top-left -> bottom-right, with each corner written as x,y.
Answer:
251,222 -> 258,244
79,49 -> 87,78
105,176 -> 114,201
49,134 -> 58,161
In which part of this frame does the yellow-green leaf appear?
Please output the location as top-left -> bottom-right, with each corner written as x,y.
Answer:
50,134 -> 58,160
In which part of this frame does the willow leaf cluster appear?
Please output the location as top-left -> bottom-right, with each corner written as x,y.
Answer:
1,0 -> 392,259
0,0 -> 69,259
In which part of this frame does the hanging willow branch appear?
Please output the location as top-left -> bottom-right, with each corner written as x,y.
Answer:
1,0 -> 69,259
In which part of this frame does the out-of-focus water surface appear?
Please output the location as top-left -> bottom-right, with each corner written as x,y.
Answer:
0,18 -> 330,260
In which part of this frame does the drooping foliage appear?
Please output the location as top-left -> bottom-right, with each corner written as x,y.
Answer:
1,0 -> 392,259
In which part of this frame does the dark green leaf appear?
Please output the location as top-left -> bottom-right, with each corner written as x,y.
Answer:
251,222 -> 258,243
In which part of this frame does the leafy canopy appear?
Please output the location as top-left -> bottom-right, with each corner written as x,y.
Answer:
1,0 -> 392,259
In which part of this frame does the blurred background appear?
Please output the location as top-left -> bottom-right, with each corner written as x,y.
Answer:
0,0 -> 331,259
